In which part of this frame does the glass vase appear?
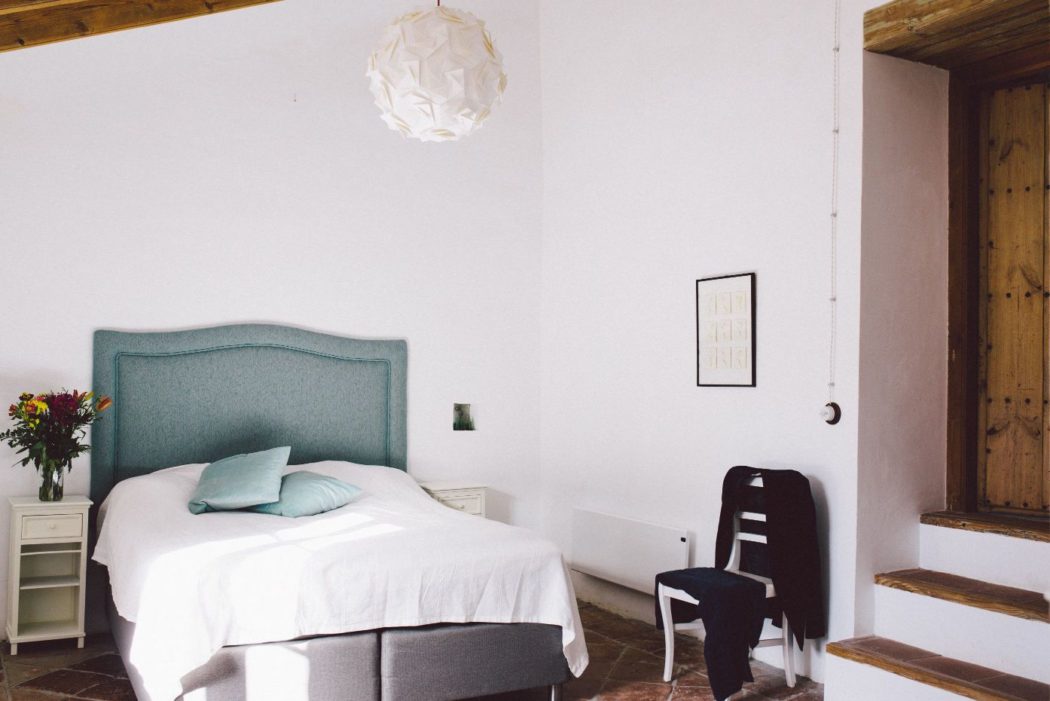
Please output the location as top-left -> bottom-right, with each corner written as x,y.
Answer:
39,465 -> 65,502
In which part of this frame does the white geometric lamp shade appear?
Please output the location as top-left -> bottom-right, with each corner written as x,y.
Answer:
366,6 -> 507,143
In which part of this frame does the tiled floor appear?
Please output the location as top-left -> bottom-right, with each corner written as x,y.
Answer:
0,602 -> 822,701
562,602 -> 822,701
0,635 -> 132,700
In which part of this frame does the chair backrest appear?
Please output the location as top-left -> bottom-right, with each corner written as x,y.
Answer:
726,474 -> 771,577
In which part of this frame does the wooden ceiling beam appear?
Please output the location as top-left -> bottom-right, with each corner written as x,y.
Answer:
865,0 -> 1035,53
865,0 -> 1049,70
890,2 -> 1046,65
0,0 -> 281,54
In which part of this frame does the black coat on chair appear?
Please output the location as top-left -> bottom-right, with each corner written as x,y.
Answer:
715,465 -> 826,649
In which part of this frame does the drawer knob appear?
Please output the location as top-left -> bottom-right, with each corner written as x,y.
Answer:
48,523 -> 57,530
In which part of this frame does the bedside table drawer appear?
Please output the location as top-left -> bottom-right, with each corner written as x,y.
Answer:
439,495 -> 483,516
22,515 -> 83,540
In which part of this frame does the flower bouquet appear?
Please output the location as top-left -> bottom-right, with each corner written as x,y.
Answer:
2,390 -> 112,501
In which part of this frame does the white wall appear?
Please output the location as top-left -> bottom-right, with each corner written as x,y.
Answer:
538,0 -> 876,682
0,0 -> 954,685
854,52 -> 949,633
0,0 -> 543,634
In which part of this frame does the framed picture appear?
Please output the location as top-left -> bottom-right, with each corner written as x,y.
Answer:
696,272 -> 756,387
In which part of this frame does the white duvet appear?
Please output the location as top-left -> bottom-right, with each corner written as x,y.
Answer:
93,461 -> 588,701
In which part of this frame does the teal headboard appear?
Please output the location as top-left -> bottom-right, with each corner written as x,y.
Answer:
90,324 -> 407,505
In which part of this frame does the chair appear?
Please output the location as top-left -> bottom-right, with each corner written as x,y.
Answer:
656,475 -> 796,690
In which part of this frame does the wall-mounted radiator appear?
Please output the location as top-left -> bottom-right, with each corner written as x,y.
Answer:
571,508 -> 690,593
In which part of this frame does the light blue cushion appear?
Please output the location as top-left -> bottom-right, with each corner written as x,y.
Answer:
250,471 -> 362,518
188,446 -> 290,515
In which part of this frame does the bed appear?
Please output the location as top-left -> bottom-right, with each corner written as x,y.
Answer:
88,324 -> 586,701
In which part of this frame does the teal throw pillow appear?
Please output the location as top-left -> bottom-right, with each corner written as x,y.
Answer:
250,471 -> 362,518
188,446 -> 290,515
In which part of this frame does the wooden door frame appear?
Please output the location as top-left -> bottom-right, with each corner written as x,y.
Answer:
946,54 -> 1050,512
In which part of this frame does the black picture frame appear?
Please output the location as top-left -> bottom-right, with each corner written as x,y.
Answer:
695,272 -> 756,387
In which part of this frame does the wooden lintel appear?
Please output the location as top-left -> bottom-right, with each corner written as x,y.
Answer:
864,0 -> 1049,71
0,0 -> 281,54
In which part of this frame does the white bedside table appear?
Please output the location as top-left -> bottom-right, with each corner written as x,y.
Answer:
6,495 -> 92,655
419,482 -> 486,517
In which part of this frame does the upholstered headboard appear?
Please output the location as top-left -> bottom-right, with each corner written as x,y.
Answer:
90,324 -> 407,505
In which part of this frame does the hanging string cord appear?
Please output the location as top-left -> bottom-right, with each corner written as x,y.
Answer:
828,0 -> 841,404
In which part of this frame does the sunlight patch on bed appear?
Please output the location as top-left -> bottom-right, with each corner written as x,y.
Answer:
299,523 -> 403,550
274,511 -> 378,539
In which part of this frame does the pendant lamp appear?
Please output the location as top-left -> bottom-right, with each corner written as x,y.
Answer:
366,3 -> 507,142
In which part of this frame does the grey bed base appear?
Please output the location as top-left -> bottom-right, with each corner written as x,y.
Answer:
109,599 -> 569,701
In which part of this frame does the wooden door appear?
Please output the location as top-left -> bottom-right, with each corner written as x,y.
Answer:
977,81 -> 1050,516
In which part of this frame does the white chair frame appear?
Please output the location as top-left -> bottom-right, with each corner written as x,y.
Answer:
656,476 -> 797,697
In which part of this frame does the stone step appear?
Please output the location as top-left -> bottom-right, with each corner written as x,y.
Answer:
873,569 -> 1049,682
875,568 -> 1049,622
826,635 -> 1049,701
920,511 -> 1049,543
920,513 -> 1049,592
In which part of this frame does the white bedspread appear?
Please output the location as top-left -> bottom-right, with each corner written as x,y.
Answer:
93,461 -> 588,701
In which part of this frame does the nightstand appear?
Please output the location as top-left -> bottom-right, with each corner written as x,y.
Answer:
419,482 -> 486,517
6,495 -> 92,654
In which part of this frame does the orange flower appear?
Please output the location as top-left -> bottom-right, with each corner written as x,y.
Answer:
7,404 -> 15,417
96,396 -> 113,413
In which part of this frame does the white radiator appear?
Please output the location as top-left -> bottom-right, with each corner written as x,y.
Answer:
570,508 -> 690,593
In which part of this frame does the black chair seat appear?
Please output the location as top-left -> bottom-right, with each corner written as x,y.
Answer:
657,567 -> 764,600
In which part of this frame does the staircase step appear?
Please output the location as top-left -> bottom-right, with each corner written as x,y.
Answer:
875,568 -> 1049,622
921,511 -> 1049,543
874,570 -> 1050,682
827,636 -> 1049,701
920,516 -> 1049,592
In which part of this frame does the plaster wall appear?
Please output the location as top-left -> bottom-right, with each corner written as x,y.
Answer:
0,0 -> 544,635
855,51 -> 949,633
537,0 -> 876,681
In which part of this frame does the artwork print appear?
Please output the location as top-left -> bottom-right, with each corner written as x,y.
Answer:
696,273 -> 756,387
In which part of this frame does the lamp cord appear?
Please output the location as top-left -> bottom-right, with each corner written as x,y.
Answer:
827,0 -> 841,405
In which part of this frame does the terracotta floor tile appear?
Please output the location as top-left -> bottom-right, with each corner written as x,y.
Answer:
668,686 -> 716,701
791,691 -> 825,701
73,677 -> 136,701
741,663 -> 797,696
8,688 -> 72,701
580,658 -> 620,688
67,656 -> 126,680
760,678 -> 822,699
588,637 -> 629,664
3,663 -> 51,688
2,640 -> 113,673
472,689 -> 548,701
598,680 -> 673,701
18,670 -> 108,696
668,666 -> 710,688
607,648 -> 670,685
564,676 -> 605,701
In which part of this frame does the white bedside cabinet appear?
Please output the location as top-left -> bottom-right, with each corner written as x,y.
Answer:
6,495 -> 92,655
419,482 -> 486,517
